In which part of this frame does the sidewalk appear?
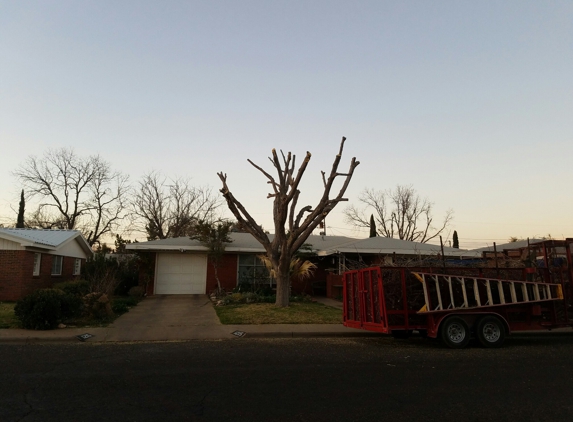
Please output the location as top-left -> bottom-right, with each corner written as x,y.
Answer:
0,295 -> 371,344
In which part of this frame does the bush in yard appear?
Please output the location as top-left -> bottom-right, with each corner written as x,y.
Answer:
216,292 -> 313,306
83,292 -> 114,319
128,286 -> 145,297
53,280 -> 90,297
14,289 -> 82,330
111,296 -> 140,315
111,300 -> 129,315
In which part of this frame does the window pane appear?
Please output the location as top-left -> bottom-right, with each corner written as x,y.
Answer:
239,254 -> 255,266
237,254 -> 272,286
73,259 -> 81,275
51,256 -> 63,275
33,253 -> 41,276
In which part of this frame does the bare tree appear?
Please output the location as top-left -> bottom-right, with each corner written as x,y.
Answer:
344,185 -> 453,243
81,162 -> 130,246
132,171 -> 221,240
25,207 -> 67,230
218,137 -> 359,307
13,148 -> 130,246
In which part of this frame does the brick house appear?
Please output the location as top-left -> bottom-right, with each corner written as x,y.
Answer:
0,228 -> 93,301
127,233 -> 477,297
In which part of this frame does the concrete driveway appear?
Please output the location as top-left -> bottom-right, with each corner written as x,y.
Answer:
105,295 -> 229,342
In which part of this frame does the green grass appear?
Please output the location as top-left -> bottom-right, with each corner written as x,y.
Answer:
0,302 -> 20,329
215,302 -> 342,325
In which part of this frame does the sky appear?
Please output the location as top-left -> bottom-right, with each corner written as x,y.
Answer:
1,0 -> 572,249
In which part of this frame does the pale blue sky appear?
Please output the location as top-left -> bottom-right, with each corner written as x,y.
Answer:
1,1 -> 572,248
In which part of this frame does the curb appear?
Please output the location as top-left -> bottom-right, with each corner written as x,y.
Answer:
242,331 -> 383,339
1,328 -> 571,344
0,335 -> 86,344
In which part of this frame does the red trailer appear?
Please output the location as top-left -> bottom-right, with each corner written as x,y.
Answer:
342,239 -> 573,348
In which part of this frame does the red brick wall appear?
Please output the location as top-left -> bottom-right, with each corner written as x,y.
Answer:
206,254 -> 238,293
0,251 -> 85,301
0,250 -> 25,301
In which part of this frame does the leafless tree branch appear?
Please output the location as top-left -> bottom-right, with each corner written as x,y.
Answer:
344,185 -> 453,243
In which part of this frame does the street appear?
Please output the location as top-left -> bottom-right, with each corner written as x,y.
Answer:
2,334 -> 573,422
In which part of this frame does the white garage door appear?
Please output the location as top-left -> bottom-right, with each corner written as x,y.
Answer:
155,253 -> 208,294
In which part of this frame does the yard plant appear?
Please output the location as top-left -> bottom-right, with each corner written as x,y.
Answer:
0,302 -> 19,329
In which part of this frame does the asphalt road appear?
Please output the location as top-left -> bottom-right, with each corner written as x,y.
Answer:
2,334 -> 573,422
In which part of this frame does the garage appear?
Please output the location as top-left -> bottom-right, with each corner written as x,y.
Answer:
155,253 -> 208,294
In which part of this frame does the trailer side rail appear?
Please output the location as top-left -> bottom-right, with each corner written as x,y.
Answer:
412,272 -> 564,314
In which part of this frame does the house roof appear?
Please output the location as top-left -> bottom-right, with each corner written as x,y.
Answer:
0,228 -> 93,255
469,239 -> 545,253
319,236 -> 480,258
126,233 -> 479,257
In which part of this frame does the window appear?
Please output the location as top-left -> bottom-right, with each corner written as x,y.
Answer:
238,255 -> 273,287
51,256 -> 63,276
33,253 -> 41,276
73,258 -> 81,276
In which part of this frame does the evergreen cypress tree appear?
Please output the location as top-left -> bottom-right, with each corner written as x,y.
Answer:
369,214 -> 377,238
452,230 -> 459,249
16,189 -> 25,228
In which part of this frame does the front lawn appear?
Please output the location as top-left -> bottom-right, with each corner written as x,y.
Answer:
215,302 -> 342,324
0,302 -> 20,328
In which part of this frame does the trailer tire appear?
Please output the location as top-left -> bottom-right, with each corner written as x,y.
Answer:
476,316 -> 506,348
440,316 -> 471,349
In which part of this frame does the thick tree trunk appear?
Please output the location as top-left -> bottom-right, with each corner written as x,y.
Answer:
275,271 -> 291,307
213,263 -> 222,295
274,249 -> 292,307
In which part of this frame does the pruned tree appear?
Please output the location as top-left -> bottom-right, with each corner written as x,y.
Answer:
344,185 -> 453,243
16,189 -> 25,228
13,148 -> 130,246
218,137 -> 359,307
132,171 -> 221,240
189,220 -> 233,295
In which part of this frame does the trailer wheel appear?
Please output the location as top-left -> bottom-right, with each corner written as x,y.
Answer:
476,316 -> 506,348
440,316 -> 471,349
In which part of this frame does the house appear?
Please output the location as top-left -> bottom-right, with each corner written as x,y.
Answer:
126,233 -> 477,296
0,228 -> 93,301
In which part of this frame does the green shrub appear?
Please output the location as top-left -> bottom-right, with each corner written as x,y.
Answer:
59,292 -> 83,317
217,292 -> 311,306
229,293 -> 244,302
109,296 -> 141,315
14,289 -> 82,330
53,280 -> 90,297
112,296 -> 139,309
111,301 -> 129,315
83,292 -> 113,319
128,286 -> 145,297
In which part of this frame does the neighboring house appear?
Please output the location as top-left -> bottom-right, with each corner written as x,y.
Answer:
469,238 -> 572,267
0,228 -> 93,301
126,233 -> 477,296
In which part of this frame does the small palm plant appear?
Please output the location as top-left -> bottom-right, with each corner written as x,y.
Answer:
257,255 -> 317,283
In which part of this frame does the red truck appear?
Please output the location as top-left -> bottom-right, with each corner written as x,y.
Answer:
342,239 -> 573,348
